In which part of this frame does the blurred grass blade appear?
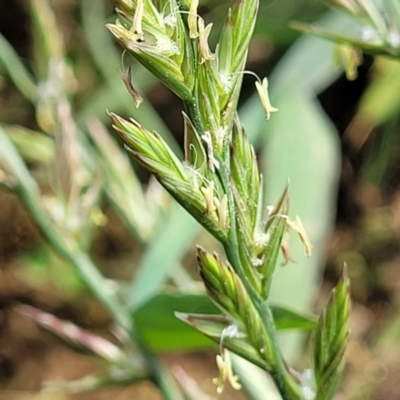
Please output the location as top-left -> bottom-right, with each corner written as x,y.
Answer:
81,0 -> 120,79
133,292 -> 218,351
0,33 -> 36,100
30,0 -> 65,80
271,12 -> 345,91
387,0 -> 400,29
1,124 -> 53,165
291,22 -> 392,57
272,305 -> 317,331
292,0 -> 400,58
128,206 -> 200,312
179,304 -> 317,332
355,58 -> 400,127
19,305 -> 124,362
134,288 -> 317,352
0,126 -> 40,191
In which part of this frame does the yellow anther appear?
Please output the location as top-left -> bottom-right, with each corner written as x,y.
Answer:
255,77 -> 278,120
198,19 -> 214,64
212,350 -> 241,394
188,0 -> 199,39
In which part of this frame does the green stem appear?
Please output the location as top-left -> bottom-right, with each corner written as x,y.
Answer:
0,33 -> 37,101
183,98 -> 300,400
218,161 -> 300,400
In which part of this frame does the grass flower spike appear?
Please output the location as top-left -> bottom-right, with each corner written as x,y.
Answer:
107,0 -> 195,100
0,0 -> 360,398
108,0 -> 351,398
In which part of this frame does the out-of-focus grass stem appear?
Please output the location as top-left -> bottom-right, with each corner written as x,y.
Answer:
0,125 -> 184,400
0,125 -> 130,331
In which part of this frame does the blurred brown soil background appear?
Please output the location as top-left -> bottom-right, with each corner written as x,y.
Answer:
2,0 -> 400,399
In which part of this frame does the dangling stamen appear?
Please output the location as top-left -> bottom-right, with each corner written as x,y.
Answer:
255,77 -> 278,120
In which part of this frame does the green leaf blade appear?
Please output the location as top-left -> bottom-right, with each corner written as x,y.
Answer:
132,292 -> 219,351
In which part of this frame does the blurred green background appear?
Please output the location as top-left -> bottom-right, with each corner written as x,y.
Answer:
1,0 -> 400,399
